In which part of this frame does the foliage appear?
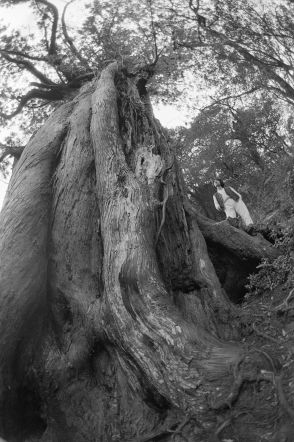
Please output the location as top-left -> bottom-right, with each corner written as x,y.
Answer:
246,231 -> 294,297
246,255 -> 291,296
169,0 -> 294,104
2,0 -> 294,209
0,0 -> 186,161
2,0 -> 294,129
2,0 -> 294,122
175,92 -> 294,226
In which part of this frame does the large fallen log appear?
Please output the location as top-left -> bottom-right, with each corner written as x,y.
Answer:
193,213 -> 279,261
184,202 -> 280,301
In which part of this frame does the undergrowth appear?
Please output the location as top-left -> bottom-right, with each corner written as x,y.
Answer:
246,228 -> 294,298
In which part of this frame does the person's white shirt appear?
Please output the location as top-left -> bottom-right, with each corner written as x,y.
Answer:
213,187 -> 241,218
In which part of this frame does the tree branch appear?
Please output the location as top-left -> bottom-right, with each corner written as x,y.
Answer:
61,0 -> 92,70
0,49 -> 46,62
264,84 -> 294,105
1,52 -> 54,85
36,0 -> 59,56
208,28 -> 294,100
181,5 -> 294,101
0,88 -> 66,120
200,87 -> 262,112
249,47 -> 293,71
188,0 -> 200,15
147,0 -> 159,64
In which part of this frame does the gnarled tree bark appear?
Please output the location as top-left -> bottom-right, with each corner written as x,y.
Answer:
0,63 -> 281,442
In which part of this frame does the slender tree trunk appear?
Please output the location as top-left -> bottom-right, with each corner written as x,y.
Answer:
0,64 -> 280,442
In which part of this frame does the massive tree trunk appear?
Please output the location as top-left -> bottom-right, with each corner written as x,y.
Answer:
0,63 -> 284,442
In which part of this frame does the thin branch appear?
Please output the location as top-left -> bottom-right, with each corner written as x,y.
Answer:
188,0 -> 200,15
36,0 -> 59,55
174,33 -> 212,49
61,0 -> 92,70
0,49 -> 46,62
31,71 -> 94,89
265,84 -> 294,106
43,21 -> 50,53
249,47 -> 293,71
0,88 -> 66,120
167,7 -> 197,22
1,52 -> 54,85
34,0 -> 51,53
208,28 -> 294,100
29,81 -> 60,89
177,5 -> 294,101
147,0 -> 159,64
0,70 -> 95,120
252,323 -> 280,344
200,87 -> 262,112
274,288 -> 294,313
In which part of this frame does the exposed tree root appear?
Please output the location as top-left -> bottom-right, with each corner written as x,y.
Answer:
274,288 -> 294,314
209,348 -> 278,411
209,344 -> 294,442
129,422 -> 180,442
252,323 -> 280,344
275,375 -> 294,419
208,412 -> 249,442
131,415 -> 203,442
170,417 -> 191,442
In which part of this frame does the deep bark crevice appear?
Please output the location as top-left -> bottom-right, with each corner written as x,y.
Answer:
207,240 -> 258,302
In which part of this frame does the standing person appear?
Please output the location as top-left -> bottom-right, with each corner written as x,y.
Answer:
213,178 -> 254,229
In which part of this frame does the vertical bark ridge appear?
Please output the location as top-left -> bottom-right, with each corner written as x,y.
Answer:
90,62 -> 243,412
0,101 -> 74,430
48,85 -> 104,368
25,87 -> 106,441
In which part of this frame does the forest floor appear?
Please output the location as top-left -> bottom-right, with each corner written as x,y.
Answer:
150,281 -> 294,442
202,284 -> 294,442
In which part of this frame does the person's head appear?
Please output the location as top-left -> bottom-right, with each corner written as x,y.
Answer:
213,178 -> 224,188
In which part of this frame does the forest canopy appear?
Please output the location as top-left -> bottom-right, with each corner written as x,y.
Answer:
1,0 -> 294,207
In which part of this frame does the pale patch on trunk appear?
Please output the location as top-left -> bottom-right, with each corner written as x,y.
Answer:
135,145 -> 164,185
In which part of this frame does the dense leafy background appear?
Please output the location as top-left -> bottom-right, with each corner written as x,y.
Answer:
1,0 -> 294,227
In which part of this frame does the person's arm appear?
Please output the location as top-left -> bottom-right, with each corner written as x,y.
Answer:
229,186 -> 242,199
213,194 -> 221,211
